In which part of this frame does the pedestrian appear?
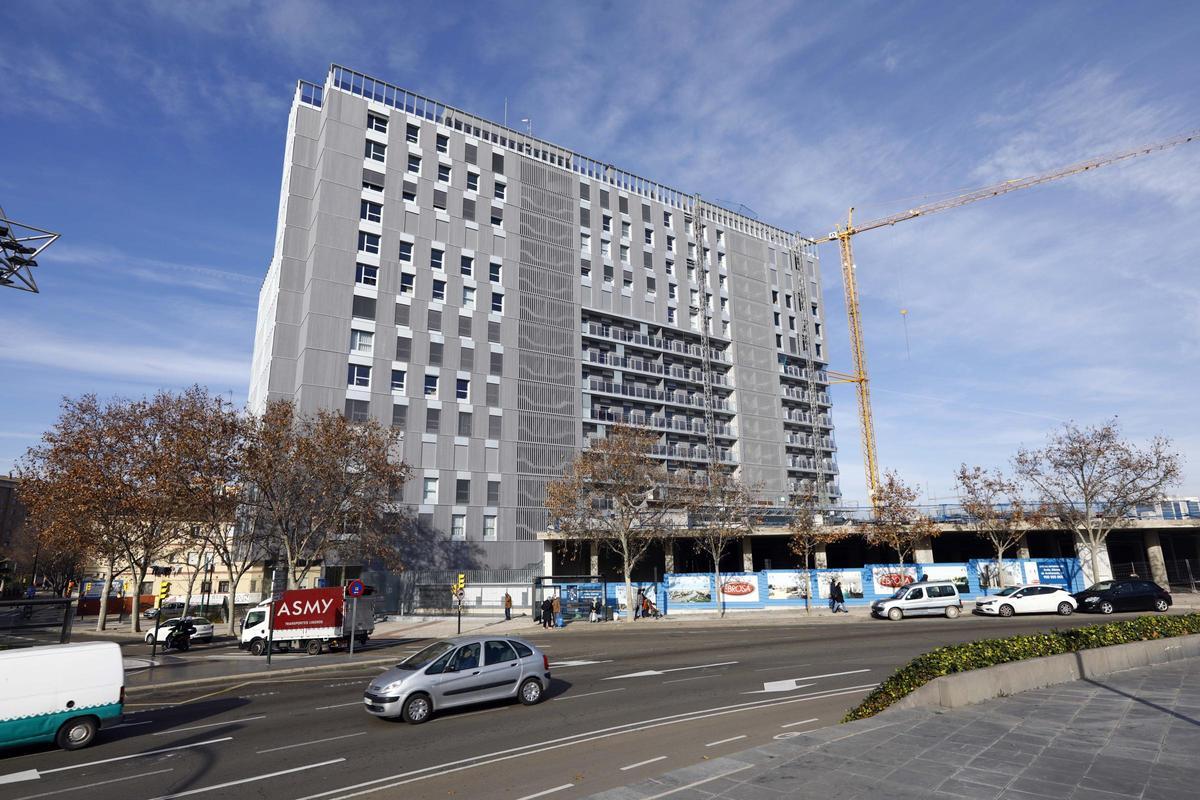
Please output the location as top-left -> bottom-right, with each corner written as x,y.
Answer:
540,597 -> 554,629
551,594 -> 562,628
503,591 -> 512,621
831,579 -> 847,614
589,597 -> 600,623
634,589 -> 644,620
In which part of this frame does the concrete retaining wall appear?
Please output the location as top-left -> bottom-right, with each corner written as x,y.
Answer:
888,633 -> 1200,712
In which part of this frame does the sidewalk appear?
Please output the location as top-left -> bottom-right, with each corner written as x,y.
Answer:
588,656 -> 1200,800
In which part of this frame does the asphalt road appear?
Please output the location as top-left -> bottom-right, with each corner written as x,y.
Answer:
0,610 -> 1174,800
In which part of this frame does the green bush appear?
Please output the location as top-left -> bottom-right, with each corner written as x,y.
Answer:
842,613 -> 1200,722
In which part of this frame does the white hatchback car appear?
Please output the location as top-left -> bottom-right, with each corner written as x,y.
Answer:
974,584 -> 1076,617
144,616 -> 215,643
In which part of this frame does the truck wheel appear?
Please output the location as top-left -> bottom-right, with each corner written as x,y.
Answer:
56,716 -> 98,750
306,640 -> 323,656
249,639 -> 266,656
402,693 -> 432,724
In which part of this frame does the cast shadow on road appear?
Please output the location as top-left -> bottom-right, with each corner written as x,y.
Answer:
374,678 -> 575,726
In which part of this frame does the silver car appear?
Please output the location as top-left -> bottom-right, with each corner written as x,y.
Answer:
364,635 -> 551,724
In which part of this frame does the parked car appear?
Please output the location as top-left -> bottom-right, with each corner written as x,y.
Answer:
364,635 -> 551,724
0,642 -> 123,750
870,580 -> 963,620
1073,580 -> 1172,614
142,601 -> 185,619
974,584 -> 1076,617
144,616 -> 214,644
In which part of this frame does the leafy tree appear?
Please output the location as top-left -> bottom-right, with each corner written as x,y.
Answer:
546,425 -> 678,622
688,467 -> 755,617
860,471 -> 940,565
954,465 -> 1046,589
787,489 -> 850,613
1014,419 -> 1181,583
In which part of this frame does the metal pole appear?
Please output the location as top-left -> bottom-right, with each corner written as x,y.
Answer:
60,598 -> 72,644
150,605 -> 162,662
457,594 -> 462,635
348,596 -> 358,658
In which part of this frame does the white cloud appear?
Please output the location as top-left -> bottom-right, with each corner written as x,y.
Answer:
51,243 -> 260,294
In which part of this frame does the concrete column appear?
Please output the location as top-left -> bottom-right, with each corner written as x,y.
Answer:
663,539 -> 675,575
1017,534 -> 1031,560
1073,531 -> 1112,584
1144,530 -> 1169,586
741,537 -> 754,572
588,540 -> 600,576
913,536 -> 934,565
542,540 -> 555,577
814,543 -> 829,569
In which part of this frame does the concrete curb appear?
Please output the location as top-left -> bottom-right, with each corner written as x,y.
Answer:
124,655 -> 402,694
887,632 -> 1200,712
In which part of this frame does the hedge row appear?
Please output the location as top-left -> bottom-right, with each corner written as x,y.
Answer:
842,613 -> 1200,721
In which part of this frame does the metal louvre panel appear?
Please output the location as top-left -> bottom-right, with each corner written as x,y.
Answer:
518,295 -> 576,328
519,215 -> 575,248
517,352 -> 575,383
516,443 -> 575,474
519,239 -> 574,273
518,266 -> 575,297
517,411 -> 576,446
516,383 -> 575,415
517,320 -> 576,356
520,160 -> 574,196
520,185 -> 574,222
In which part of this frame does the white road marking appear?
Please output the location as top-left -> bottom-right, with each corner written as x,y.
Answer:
315,701 -> 365,710
604,661 -> 737,680
636,765 -> 753,799
549,659 -> 613,668
780,717 -> 820,728
108,720 -> 154,729
146,759 -> 345,800
620,756 -> 667,771
746,669 -> 871,694
705,735 -> 747,747
152,715 -> 265,734
258,732 -> 368,754
661,674 -> 719,684
12,769 -> 173,800
552,687 -> 626,702
295,683 -> 877,800
0,738 -> 233,783
514,784 -> 574,800
753,663 -> 810,672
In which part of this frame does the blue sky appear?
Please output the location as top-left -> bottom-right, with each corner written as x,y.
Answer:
2,0 -> 1198,505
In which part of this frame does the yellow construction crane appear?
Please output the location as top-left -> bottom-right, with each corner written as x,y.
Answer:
811,129 -> 1199,504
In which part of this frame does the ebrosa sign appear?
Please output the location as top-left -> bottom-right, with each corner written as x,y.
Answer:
272,587 -> 344,630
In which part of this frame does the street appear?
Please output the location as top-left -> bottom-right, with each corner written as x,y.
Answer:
0,611 -> 1170,800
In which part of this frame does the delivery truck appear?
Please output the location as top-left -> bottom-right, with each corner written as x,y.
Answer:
240,587 -> 376,656
0,641 -> 124,750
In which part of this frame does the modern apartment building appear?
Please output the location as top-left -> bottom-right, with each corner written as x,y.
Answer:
249,65 -> 840,573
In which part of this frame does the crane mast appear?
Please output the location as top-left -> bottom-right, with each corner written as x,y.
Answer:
813,129 -> 1198,505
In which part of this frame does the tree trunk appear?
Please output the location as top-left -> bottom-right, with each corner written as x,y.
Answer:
715,562 -> 723,618
131,565 -> 148,633
95,567 -> 113,632
225,563 -> 242,636
996,552 -> 1006,589
1089,533 -> 1103,587
803,567 -> 811,614
622,568 -> 634,624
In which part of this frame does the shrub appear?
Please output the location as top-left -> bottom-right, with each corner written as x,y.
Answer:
842,613 -> 1200,721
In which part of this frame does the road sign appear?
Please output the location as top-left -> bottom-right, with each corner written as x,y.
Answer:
271,569 -> 287,602
347,579 -> 365,598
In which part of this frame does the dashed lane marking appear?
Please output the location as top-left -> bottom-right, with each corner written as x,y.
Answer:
11,768 -> 174,800
145,758 -> 345,800
514,784 -> 574,800
780,717 -> 819,728
257,732 -> 368,754
620,756 -> 667,771
151,715 -> 265,735
705,735 -> 747,747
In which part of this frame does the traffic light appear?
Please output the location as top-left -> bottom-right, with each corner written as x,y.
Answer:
454,573 -> 466,592
158,581 -> 170,606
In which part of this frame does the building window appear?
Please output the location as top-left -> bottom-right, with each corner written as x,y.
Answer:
357,231 -> 380,255
406,123 -> 420,144
489,352 -> 503,375
344,398 -> 370,422
603,264 -> 614,284
456,378 -> 470,401
451,514 -> 466,541
581,232 -> 591,254
347,364 -> 371,387
490,208 -> 503,227
488,414 -> 501,438
456,478 -> 471,504
487,480 -> 500,505
436,133 -> 448,154
621,220 -> 631,239
403,182 -> 417,203
666,306 -> 676,324
432,279 -> 446,302
433,189 -> 447,211
351,295 -> 376,319
424,374 -> 439,397
494,181 -> 506,201
716,229 -> 725,246
580,182 -> 590,200
492,152 -> 504,174
459,315 -> 472,337
364,140 -> 386,163
491,293 -> 504,313
488,321 -> 500,343
363,178 -> 384,193
483,515 -> 497,541
600,239 -> 611,259
462,286 -> 476,309
462,197 -> 476,221
399,241 -> 413,263
355,263 -> 378,286
620,244 -> 629,264
368,113 -> 388,133
668,283 -> 677,300
623,272 -> 633,289
350,329 -> 374,354
437,163 -> 451,183
422,477 -> 437,503
461,345 -> 475,369
646,276 -> 656,294
395,304 -> 410,327
664,211 -> 672,228
428,341 -> 443,366
457,411 -> 472,437
392,404 -> 407,429
431,248 -> 444,271
360,200 -> 382,223
426,408 -> 440,433
486,383 -> 500,406
399,273 -> 414,294
602,214 -> 612,233
407,154 -> 421,175
395,336 -> 411,360
644,228 -> 654,246
391,369 -> 406,392
460,255 -> 473,276
428,309 -> 442,332
489,262 -> 501,283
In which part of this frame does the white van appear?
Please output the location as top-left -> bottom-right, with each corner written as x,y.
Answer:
0,642 -> 124,750
870,580 -> 963,620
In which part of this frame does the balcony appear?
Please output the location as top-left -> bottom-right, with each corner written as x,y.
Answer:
585,350 -> 731,388
779,364 -> 829,383
588,407 -> 736,439
782,387 -> 831,405
585,379 -> 733,412
582,437 -> 736,464
582,323 -> 730,363
784,433 -> 837,450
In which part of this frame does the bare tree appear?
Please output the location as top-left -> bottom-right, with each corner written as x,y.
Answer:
1013,419 -> 1181,584
955,465 -> 1047,589
861,471 -> 940,566
688,468 -> 755,617
546,425 -> 678,622
787,489 -> 851,613
240,400 -> 410,589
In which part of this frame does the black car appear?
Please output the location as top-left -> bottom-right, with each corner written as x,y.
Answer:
1073,579 -> 1172,614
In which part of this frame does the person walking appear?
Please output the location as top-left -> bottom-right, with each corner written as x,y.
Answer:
589,597 -> 600,623
830,579 -> 847,614
503,591 -> 512,621
634,589 -> 644,620
551,594 -> 562,628
540,597 -> 554,629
